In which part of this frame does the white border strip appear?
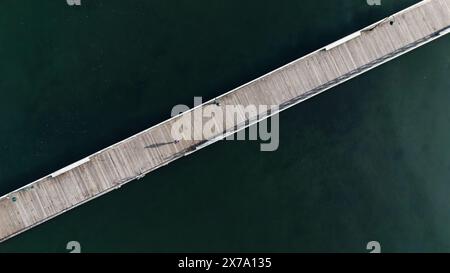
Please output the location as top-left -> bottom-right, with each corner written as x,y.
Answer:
325,31 -> 361,50
50,157 -> 90,178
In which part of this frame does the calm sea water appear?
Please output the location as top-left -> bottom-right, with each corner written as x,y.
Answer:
1,0 -> 450,252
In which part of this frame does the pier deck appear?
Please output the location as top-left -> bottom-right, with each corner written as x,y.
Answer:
1,0 -> 450,242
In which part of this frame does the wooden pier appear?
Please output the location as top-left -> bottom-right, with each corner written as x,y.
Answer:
1,0 -> 450,243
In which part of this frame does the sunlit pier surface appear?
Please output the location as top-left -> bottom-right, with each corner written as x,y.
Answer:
1,0 -> 450,242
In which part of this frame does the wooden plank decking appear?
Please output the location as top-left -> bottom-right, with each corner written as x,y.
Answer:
1,0 -> 450,242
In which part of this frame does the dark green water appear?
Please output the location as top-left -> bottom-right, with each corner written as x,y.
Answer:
1,0 -> 450,252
